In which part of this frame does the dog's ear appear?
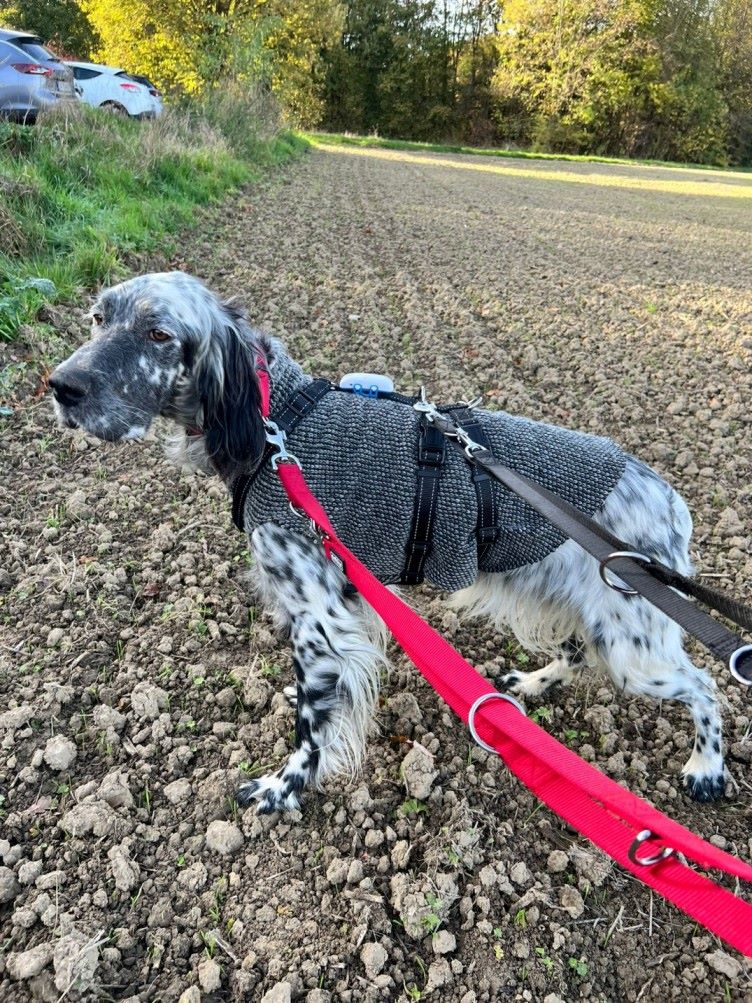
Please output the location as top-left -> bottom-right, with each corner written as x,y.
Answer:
193,305 -> 266,478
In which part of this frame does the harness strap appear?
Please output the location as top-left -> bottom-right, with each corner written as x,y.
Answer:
231,377 -> 333,531
274,458 -> 752,958
400,417 -> 447,584
445,406 -> 499,559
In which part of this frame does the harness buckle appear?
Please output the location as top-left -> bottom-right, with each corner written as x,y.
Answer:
264,419 -> 301,471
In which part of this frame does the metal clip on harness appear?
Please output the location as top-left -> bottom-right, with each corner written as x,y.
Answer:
264,419 -> 301,471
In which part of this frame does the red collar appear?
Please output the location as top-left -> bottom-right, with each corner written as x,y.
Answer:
255,350 -> 271,418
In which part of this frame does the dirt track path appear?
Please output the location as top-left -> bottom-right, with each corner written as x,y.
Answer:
2,145 -> 752,1001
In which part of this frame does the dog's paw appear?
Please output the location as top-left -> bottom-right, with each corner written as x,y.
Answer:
235,774 -> 301,814
282,685 -> 297,708
682,770 -> 726,803
498,669 -> 525,694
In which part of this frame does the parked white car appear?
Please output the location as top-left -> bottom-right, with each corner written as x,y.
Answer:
66,61 -> 161,118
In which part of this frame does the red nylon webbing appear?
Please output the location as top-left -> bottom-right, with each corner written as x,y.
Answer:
275,460 -> 752,957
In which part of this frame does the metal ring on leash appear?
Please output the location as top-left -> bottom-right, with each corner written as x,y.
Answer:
468,692 -> 525,754
729,644 -> 752,686
599,551 -> 651,596
627,829 -> 675,867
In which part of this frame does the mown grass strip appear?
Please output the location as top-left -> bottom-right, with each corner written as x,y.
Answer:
0,102 -> 308,342
315,141 -> 752,200
305,131 -> 752,176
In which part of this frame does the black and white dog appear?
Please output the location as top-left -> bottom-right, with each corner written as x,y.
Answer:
49,272 -> 727,812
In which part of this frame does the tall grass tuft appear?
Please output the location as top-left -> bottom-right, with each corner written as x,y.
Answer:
0,90 -> 307,342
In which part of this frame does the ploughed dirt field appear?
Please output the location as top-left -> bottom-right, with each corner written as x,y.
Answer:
2,143 -> 752,1002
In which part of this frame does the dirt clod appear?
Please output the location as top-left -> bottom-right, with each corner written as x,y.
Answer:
6,944 -> 52,981
205,819 -> 244,855
2,146 -> 752,1001
401,741 -> 437,799
42,735 -> 77,771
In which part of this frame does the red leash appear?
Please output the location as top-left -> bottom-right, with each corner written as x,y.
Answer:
255,361 -> 752,956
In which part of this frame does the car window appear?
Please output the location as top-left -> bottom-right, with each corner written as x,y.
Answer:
0,42 -> 16,65
72,67 -> 101,80
10,38 -> 60,62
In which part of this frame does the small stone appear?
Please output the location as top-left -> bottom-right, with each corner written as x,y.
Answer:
509,861 -> 532,886
425,958 -> 452,992
306,991 -> 332,1003
705,950 -> 742,979
198,956 -> 222,991
46,628 -> 64,647
716,507 -> 744,538
346,859 -> 364,885
18,860 -> 43,885
432,930 -> 456,954
53,931 -> 99,994
391,840 -> 410,870
261,983 -> 292,1003
349,785 -> 372,812
59,801 -> 117,838
66,489 -> 91,518
400,742 -> 437,800
361,942 -> 388,978
478,865 -> 496,888
326,858 -> 349,885
163,778 -> 192,804
98,771 -> 134,809
544,995 -> 566,1003
108,842 -> 140,892
0,866 -> 20,903
43,735 -> 77,771
7,943 -> 53,980
178,989 -> 201,1003
131,682 -> 169,721
560,885 -> 584,918
35,870 -> 66,890
547,850 -> 569,873
205,820 -> 243,856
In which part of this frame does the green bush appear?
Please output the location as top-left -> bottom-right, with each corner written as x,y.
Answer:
0,95 -> 306,341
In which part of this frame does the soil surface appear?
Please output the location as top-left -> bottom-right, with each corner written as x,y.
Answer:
2,144 -> 752,1003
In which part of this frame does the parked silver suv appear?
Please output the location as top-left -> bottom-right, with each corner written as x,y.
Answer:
0,28 -> 75,123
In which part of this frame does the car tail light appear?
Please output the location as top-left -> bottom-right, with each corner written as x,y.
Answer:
119,82 -> 139,91
12,63 -> 52,76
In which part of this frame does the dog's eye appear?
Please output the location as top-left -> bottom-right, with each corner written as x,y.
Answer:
149,329 -> 171,343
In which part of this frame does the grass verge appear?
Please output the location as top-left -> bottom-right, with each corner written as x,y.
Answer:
305,130 -> 752,175
0,94 -> 307,343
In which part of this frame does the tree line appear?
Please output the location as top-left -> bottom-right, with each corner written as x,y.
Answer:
3,0 -> 751,165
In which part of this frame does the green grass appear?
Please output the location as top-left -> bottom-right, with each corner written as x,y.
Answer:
305,130 -> 752,174
0,93 -> 307,342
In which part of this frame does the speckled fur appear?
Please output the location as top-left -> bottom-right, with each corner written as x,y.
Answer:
50,271 -> 727,811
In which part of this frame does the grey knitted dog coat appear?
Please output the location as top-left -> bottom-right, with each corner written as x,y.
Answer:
241,348 -> 628,592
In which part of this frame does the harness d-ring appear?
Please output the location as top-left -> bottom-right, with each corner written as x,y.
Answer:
628,829 -> 675,867
468,691 -> 525,754
599,551 -> 651,596
729,644 -> 752,686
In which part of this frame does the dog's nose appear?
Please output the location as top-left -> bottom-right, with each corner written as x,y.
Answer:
48,370 -> 91,407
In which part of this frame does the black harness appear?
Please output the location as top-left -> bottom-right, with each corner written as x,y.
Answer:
231,380 -> 497,586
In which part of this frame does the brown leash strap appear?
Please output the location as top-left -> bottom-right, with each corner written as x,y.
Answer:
426,409 -> 752,686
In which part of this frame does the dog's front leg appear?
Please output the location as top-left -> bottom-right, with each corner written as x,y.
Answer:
236,523 -> 386,814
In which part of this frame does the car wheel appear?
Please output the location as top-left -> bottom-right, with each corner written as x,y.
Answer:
101,101 -> 129,116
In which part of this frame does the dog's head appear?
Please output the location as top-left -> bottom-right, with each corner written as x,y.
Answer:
49,271 -> 267,477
